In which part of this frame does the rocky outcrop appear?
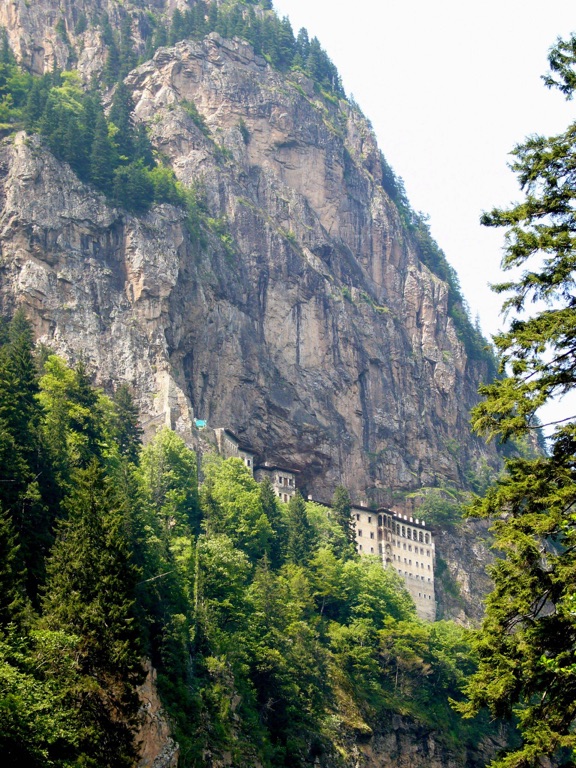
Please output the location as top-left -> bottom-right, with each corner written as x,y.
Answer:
0,32 -> 497,511
137,662 -> 179,768
434,519 -> 494,626
317,712 -> 508,768
0,0 -> 175,78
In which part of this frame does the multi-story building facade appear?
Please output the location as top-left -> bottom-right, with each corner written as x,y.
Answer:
353,505 -> 436,621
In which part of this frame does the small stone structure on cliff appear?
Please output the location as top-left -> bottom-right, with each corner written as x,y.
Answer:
213,428 -> 436,621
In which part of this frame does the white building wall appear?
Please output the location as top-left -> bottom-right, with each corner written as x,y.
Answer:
353,507 -> 436,621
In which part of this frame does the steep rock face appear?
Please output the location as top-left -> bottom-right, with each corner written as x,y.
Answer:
0,0 -> 173,77
0,33 -> 496,508
125,34 -> 498,505
329,714 -> 506,768
137,662 -> 180,768
434,520 -> 494,626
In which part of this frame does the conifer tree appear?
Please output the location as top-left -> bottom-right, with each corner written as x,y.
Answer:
331,485 -> 356,560
109,80 -> 135,162
0,311 -> 53,598
118,15 -> 137,78
43,460 -> 142,766
259,477 -> 286,568
0,506 -> 26,628
286,492 -> 313,565
457,33 -> 576,768
90,109 -> 116,193
112,384 -> 142,466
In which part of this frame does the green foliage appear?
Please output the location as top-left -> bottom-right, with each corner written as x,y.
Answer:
0,48 -> 184,214
409,487 -> 466,528
330,485 -> 357,559
138,427 -> 200,536
42,460 -> 143,767
202,456 -> 273,562
0,630 -> 82,766
286,492 -> 314,565
156,3 -> 344,98
458,34 -> 576,768
0,324 -> 507,768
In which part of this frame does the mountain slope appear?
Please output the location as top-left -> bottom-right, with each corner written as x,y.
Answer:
0,19 -> 497,506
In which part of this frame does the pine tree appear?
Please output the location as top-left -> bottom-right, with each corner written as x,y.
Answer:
169,9 -> 185,45
109,80 -> 135,162
112,384 -> 142,465
0,311 -> 53,599
286,492 -> 313,565
89,109 -> 116,193
456,34 -> 576,767
0,505 -> 26,628
331,485 -> 356,560
118,15 -> 137,78
43,460 -> 142,767
259,478 -> 286,568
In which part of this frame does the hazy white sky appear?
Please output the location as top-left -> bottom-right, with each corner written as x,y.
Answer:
273,0 -> 575,341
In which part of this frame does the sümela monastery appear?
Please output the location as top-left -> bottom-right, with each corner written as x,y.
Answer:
214,426 -> 436,621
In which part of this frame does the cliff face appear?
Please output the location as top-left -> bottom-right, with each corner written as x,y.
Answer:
0,29 -> 497,506
0,0 -> 170,77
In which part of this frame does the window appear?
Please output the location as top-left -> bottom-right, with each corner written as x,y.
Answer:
426,549 -> 430,557
409,560 -> 411,565
368,516 -> 372,523
359,544 -> 363,551
370,547 -> 374,553
283,494 -> 288,502
370,532 -> 374,539
403,542 -> 406,550
358,530 -> 363,537
289,478 -> 293,486
408,545 -> 412,552
407,528 -> 412,539
428,564 -> 430,570
401,526 -> 406,537
246,459 -> 251,466
419,531 -> 423,542
356,514 -> 360,521
425,534 -> 430,544
416,561 -> 419,568
403,557 -> 407,564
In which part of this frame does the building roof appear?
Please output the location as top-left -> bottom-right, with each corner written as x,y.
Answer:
388,509 -> 430,530
254,463 -> 300,474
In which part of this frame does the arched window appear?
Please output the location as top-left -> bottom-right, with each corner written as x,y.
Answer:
419,531 -> 423,542
401,525 -> 405,537
425,533 -> 430,544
